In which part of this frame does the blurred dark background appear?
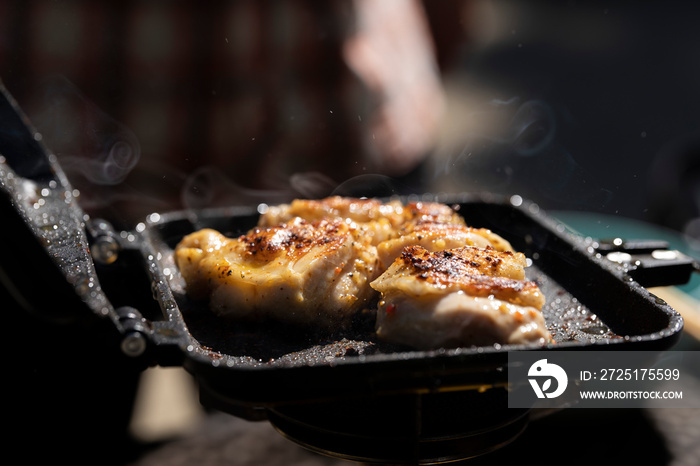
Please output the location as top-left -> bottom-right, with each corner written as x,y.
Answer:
429,0 -> 700,242
2,0 -> 700,243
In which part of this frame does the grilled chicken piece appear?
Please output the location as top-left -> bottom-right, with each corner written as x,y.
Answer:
401,199 -> 466,226
258,196 -> 403,245
259,196 -> 406,226
175,218 -> 380,329
376,221 -> 515,269
370,245 -> 550,349
258,196 -> 465,245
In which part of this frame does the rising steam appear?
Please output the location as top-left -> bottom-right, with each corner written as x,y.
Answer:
180,167 -> 408,213
28,76 -> 141,186
430,96 -> 612,209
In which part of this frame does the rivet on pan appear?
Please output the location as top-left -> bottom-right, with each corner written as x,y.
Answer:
92,234 -> 120,264
121,331 -> 147,357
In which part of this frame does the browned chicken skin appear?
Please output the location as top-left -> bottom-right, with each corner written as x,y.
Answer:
376,221 -> 515,270
258,196 -> 466,247
258,196 -> 513,271
175,218 -> 380,329
370,245 -> 550,349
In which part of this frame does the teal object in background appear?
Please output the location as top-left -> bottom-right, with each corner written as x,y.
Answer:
551,211 -> 700,350
551,211 -> 700,299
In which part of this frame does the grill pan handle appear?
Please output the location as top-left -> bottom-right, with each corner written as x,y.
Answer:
0,81 -> 57,182
0,82 -> 158,362
598,238 -> 699,287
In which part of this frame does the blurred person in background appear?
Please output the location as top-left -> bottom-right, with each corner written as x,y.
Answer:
0,0 -> 469,228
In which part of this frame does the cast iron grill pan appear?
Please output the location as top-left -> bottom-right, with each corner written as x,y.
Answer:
135,193 -> 684,407
133,197 -> 687,464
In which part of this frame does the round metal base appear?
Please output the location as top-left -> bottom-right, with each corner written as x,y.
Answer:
266,390 -> 529,465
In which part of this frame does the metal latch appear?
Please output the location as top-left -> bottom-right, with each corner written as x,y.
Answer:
597,238 -> 699,287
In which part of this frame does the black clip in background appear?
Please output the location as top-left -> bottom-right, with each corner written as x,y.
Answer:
597,238 -> 699,288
